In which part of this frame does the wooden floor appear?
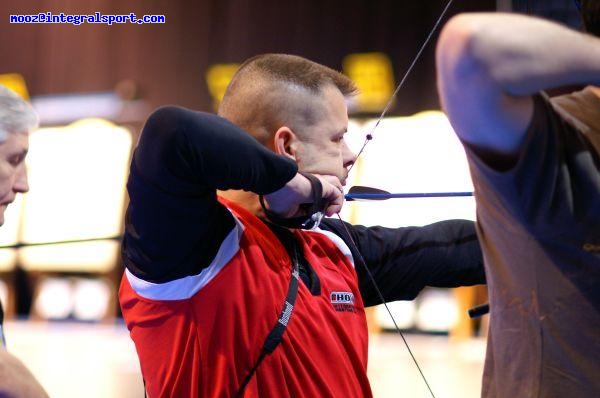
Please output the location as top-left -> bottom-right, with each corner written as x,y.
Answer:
5,320 -> 486,398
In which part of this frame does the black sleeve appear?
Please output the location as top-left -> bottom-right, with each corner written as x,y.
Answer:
122,106 -> 298,282
320,218 -> 485,306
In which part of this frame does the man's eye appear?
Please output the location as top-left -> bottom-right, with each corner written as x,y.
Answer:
10,155 -> 24,166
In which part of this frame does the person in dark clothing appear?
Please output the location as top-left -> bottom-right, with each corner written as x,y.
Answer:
120,53 -> 485,397
436,2 -> 600,397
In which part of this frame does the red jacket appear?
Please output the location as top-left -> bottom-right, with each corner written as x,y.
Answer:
120,198 -> 371,397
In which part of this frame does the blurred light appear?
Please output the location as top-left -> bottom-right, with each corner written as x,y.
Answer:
343,111 -> 475,227
343,53 -> 395,113
72,278 -> 112,321
0,73 -> 30,100
34,278 -> 74,319
375,300 -> 416,330
19,118 -> 132,273
205,63 -> 240,111
415,288 -> 459,332
31,93 -> 123,126
20,242 -> 120,273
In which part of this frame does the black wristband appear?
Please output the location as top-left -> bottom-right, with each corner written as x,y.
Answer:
259,171 -> 325,229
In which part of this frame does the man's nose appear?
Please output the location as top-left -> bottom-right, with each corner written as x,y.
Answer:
14,166 -> 29,194
342,141 -> 357,168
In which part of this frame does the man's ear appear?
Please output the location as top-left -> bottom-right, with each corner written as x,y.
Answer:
273,126 -> 298,160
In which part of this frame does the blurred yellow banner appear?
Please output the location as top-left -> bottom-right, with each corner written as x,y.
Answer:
343,52 -> 395,113
0,73 -> 30,100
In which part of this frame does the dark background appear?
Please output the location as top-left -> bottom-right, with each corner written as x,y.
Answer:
0,0 -> 584,317
0,0 -> 582,117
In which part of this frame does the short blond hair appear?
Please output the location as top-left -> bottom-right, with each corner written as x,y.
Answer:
218,54 -> 356,146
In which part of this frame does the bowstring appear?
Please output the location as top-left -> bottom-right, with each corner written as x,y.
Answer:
347,0 -> 455,175
334,214 -> 437,398
340,1 -> 456,397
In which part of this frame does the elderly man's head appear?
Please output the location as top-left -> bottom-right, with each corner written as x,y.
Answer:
0,86 -> 37,225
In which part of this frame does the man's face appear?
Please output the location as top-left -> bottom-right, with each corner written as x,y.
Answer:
0,132 -> 29,225
293,85 -> 356,185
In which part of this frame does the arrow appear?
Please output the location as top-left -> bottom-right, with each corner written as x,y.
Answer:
345,185 -> 473,201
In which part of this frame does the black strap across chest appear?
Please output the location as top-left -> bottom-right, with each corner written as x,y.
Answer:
235,224 -> 301,396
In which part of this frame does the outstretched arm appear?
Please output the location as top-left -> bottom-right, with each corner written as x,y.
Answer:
321,218 -> 484,306
436,12 -> 600,162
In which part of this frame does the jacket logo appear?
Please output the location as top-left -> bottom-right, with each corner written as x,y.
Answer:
330,291 -> 356,313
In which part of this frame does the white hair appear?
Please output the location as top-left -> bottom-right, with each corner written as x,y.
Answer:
0,85 -> 38,142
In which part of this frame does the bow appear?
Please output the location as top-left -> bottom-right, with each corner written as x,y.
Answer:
335,2 -> 456,397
